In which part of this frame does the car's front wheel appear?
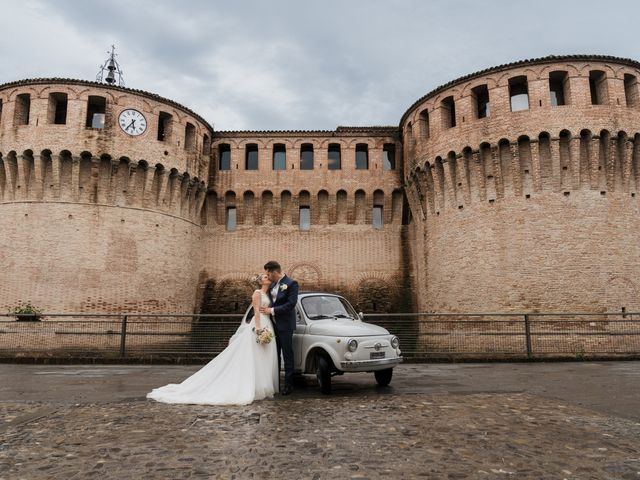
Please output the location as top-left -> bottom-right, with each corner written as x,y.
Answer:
316,355 -> 332,394
374,368 -> 393,386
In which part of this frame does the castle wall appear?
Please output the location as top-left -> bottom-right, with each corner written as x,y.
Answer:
0,202 -> 202,314
202,130 -> 412,313
403,58 -> 640,312
0,80 -> 212,179
200,225 -> 410,314
423,192 -> 640,312
0,80 -> 211,314
2,55 -> 640,320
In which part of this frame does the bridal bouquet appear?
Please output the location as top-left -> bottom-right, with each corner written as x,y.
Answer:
255,328 -> 274,345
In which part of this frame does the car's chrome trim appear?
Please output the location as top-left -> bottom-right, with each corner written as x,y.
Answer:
339,357 -> 403,369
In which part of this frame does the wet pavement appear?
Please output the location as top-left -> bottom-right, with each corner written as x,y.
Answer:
0,362 -> 639,479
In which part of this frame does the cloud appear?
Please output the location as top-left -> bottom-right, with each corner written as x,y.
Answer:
2,0 -> 640,130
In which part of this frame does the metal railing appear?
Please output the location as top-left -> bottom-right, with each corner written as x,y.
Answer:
0,312 -> 638,361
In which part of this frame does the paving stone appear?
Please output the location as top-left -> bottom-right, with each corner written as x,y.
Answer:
1,392 -> 639,479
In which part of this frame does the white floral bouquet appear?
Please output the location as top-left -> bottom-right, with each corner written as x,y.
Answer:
255,328 -> 274,345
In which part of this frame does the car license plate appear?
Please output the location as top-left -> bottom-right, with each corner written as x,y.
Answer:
370,351 -> 385,359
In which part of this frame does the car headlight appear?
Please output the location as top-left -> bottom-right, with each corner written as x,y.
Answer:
390,336 -> 399,349
347,339 -> 358,352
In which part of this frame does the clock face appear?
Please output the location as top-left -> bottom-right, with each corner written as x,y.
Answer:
118,109 -> 147,136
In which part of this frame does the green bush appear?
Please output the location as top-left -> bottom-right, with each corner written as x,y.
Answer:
9,302 -> 43,321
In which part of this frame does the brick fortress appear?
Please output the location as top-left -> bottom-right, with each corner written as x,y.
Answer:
0,55 -> 639,316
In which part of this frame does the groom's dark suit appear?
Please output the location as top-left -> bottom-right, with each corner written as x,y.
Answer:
269,274 -> 299,389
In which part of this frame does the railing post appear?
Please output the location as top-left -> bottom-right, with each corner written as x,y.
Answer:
523,314 -> 532,358
120,315 -> 128,358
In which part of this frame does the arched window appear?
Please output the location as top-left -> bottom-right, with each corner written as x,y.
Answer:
48,93 -> 68,124
157,111 -> 172,141
405,122 -> 414,154
624,74 -> 639,108
373,190 -> 384,229
549,71 -> 569,106
300,143 -> 314,170
218,144 -> 231,170
225,191 -> 236,231
355,144 -> 369,170
299,190 -> 310,230
441,96 -> 456,127
472,85 -> 490,118
419,110 -> 430,138
14,93 -> 31,126
589,70 -> 608,105
383,144 -> 395,170
184,122 -> 196,151
202,134 -> 211,155
509,76 -> 529,111
226,207 -> 236,231
273,144 -> 286,170
85,95 -> 106,128
245,144 -> 258,170
328,143 -> 341,170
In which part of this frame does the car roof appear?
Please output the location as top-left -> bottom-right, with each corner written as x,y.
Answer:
298,291 -> 342,297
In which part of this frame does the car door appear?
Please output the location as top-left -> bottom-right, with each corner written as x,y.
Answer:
292,306 -> 308,372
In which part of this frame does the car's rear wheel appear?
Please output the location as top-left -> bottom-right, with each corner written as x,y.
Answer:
316,355 -> 332,394
374,368 -> 393,386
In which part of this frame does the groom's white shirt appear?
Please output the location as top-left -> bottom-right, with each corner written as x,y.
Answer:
271,276 -> 282,303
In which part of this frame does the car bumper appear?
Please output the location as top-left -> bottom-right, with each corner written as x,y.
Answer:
339,356 -> 403,371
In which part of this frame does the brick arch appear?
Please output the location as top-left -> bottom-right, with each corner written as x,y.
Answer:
149,104 -> 173,116
224,138 -> 242,149
345,137 -> 376,149
494,67 -> 537,87
351,275 -> 398,313
617,66 -> 640,80
576,63 -> 618,77
138,98 -> 154,112
319,138 -> 348,148
237,138 -> 268,149
288,262 -> 322,290
538,63 -> 582,78
58,85 -> 84,101
202,274 -> 255,314
459,77 -> 499,96
80,89 -> 117,103
292,138 -> 321,149
36,85 -> 61,99
432,86 -> 462,105
6,86 -> 39,101
265,138 -> 295,149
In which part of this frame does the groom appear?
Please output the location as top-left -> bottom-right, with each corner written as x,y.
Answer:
259,260 -> 299,395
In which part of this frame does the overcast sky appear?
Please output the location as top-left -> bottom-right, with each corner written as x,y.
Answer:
1,0 -> 639,130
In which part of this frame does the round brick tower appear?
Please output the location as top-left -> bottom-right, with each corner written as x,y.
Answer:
0,79 -> 212,313
402,55 -> 640,313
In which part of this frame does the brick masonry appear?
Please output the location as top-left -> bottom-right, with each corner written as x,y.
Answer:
402,56 -> 640,313
1,55 -> 639,317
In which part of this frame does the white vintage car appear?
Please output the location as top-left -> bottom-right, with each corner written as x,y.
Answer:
243,292 -> 403,393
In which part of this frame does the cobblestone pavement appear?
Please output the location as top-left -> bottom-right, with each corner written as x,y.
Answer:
1,363 -> 639,479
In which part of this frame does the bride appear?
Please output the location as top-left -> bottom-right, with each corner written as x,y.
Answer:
147,273 -> 279,405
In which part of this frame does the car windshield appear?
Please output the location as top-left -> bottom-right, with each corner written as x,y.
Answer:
301,295 -> 358,320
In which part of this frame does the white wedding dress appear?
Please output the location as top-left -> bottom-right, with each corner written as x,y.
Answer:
147,291 -> 279,405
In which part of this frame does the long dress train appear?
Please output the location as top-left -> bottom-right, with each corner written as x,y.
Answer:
147,291 -> 279,405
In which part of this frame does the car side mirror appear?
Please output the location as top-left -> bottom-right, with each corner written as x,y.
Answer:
358,312 -> 364,321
